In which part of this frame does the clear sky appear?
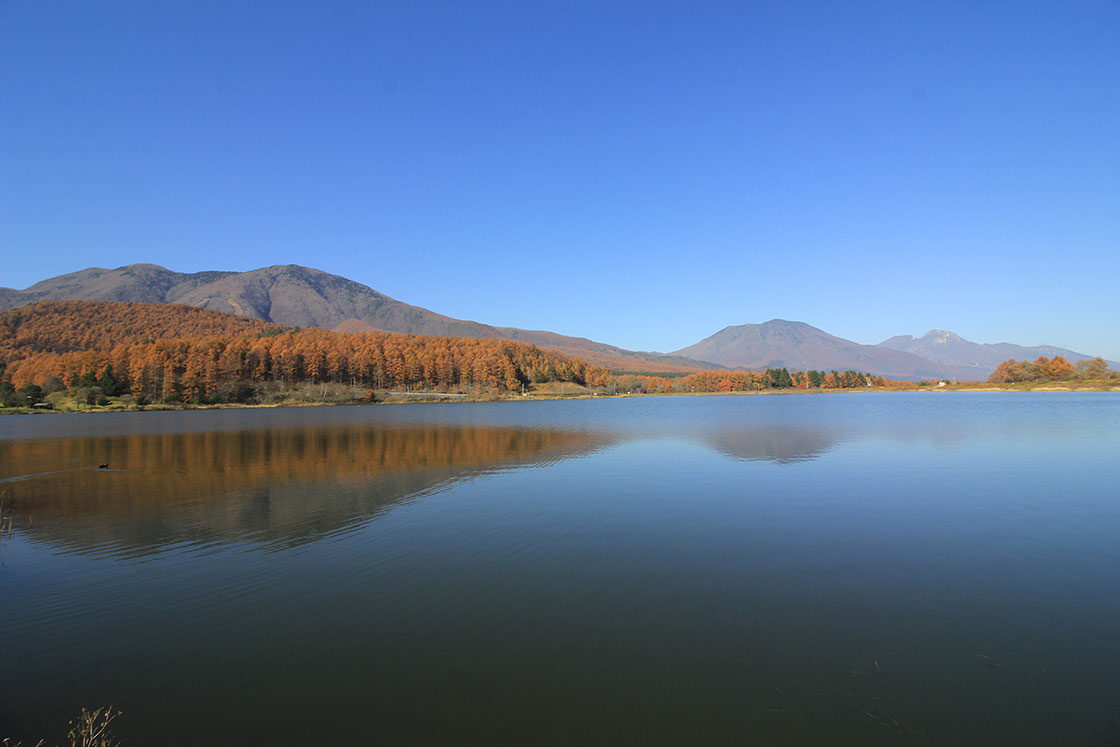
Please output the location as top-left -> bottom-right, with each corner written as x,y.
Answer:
2,1 -> 1118,358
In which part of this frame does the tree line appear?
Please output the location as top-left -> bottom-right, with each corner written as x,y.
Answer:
988,355 -> 1115,383
0,301 -> 913,406
3,327 -> 613,403
611,367 -> 910,395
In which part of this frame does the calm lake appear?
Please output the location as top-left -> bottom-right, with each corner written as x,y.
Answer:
2,393 -> 1118,745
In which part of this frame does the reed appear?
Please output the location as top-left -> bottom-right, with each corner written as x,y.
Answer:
1,706 -> 121,747
0,490 -> 13,565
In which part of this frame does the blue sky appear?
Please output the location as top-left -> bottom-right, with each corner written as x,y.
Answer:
2,1 -> 1118,358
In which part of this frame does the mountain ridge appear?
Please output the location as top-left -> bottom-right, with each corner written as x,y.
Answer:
879,329 -> 1116,375
0,264 -> 720,374
671,319 -> 979,381
6,264 -> 1110,381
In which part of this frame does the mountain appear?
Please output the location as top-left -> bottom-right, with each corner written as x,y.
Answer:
489,327 -> 715,373
879,330 -> 1117,378
9,264 -> 236,305
4,264 -> 491,334
0,264 -> 718,374
672,320 -> 978,381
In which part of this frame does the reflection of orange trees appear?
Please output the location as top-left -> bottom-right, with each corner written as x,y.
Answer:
3,302 -> 612,399
2,426 -> 608,512
1,426 -> 611,552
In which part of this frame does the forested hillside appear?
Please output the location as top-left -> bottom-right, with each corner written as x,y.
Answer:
1,264 -> 719,374
0,302 -> 917,408
1,301 -> 610,403
0,301 -> 271,359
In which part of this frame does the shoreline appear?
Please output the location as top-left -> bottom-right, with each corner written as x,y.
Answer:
3,383 -> 1118,416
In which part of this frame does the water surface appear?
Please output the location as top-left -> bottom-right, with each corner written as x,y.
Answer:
2,394 -> 1118,745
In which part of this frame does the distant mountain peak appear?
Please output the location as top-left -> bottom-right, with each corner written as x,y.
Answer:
921,329 -> 965,346
123,262 -> 172,270
880,329 -> 1114,376
672,319 -> 973,380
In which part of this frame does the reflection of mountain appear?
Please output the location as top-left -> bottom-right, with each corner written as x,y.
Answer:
702,426 -> 839,464
1,425 -> 611,556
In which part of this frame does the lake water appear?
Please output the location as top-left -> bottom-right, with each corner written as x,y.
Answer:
2,393 -> 1118,745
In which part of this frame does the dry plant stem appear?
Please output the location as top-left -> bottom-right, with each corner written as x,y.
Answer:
67,707 -> 121,747
2,706 -> 120,747
0,494 -> 14,565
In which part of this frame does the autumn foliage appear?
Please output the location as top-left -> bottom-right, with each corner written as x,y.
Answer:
0,301 -> 919,405
0,300 -> 271,359
612,367 -> 911,395
988,355 -> 1114,383
1,301 -> 610,401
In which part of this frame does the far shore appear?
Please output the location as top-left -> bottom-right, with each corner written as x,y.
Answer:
2,381 -> 1117,416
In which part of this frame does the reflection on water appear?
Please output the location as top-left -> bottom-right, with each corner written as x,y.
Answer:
0,425 -> 612,556
1,393 -> 1109,558
0,401 -> 878,558
2,394 -> 1119,746
703,425 -> 838,463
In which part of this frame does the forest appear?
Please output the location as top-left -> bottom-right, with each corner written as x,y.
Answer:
0,302 -> 611,405
612,368 -> 910,395
0,301 -> 907,408
987,355 -> 1116,383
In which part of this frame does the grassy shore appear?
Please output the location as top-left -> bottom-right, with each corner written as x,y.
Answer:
926,380 -> 1120,392
2,379 -> 1117,416
0,380 -> 604,414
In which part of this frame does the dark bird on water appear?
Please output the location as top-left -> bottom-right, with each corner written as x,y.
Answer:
98,464 -> 108,470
